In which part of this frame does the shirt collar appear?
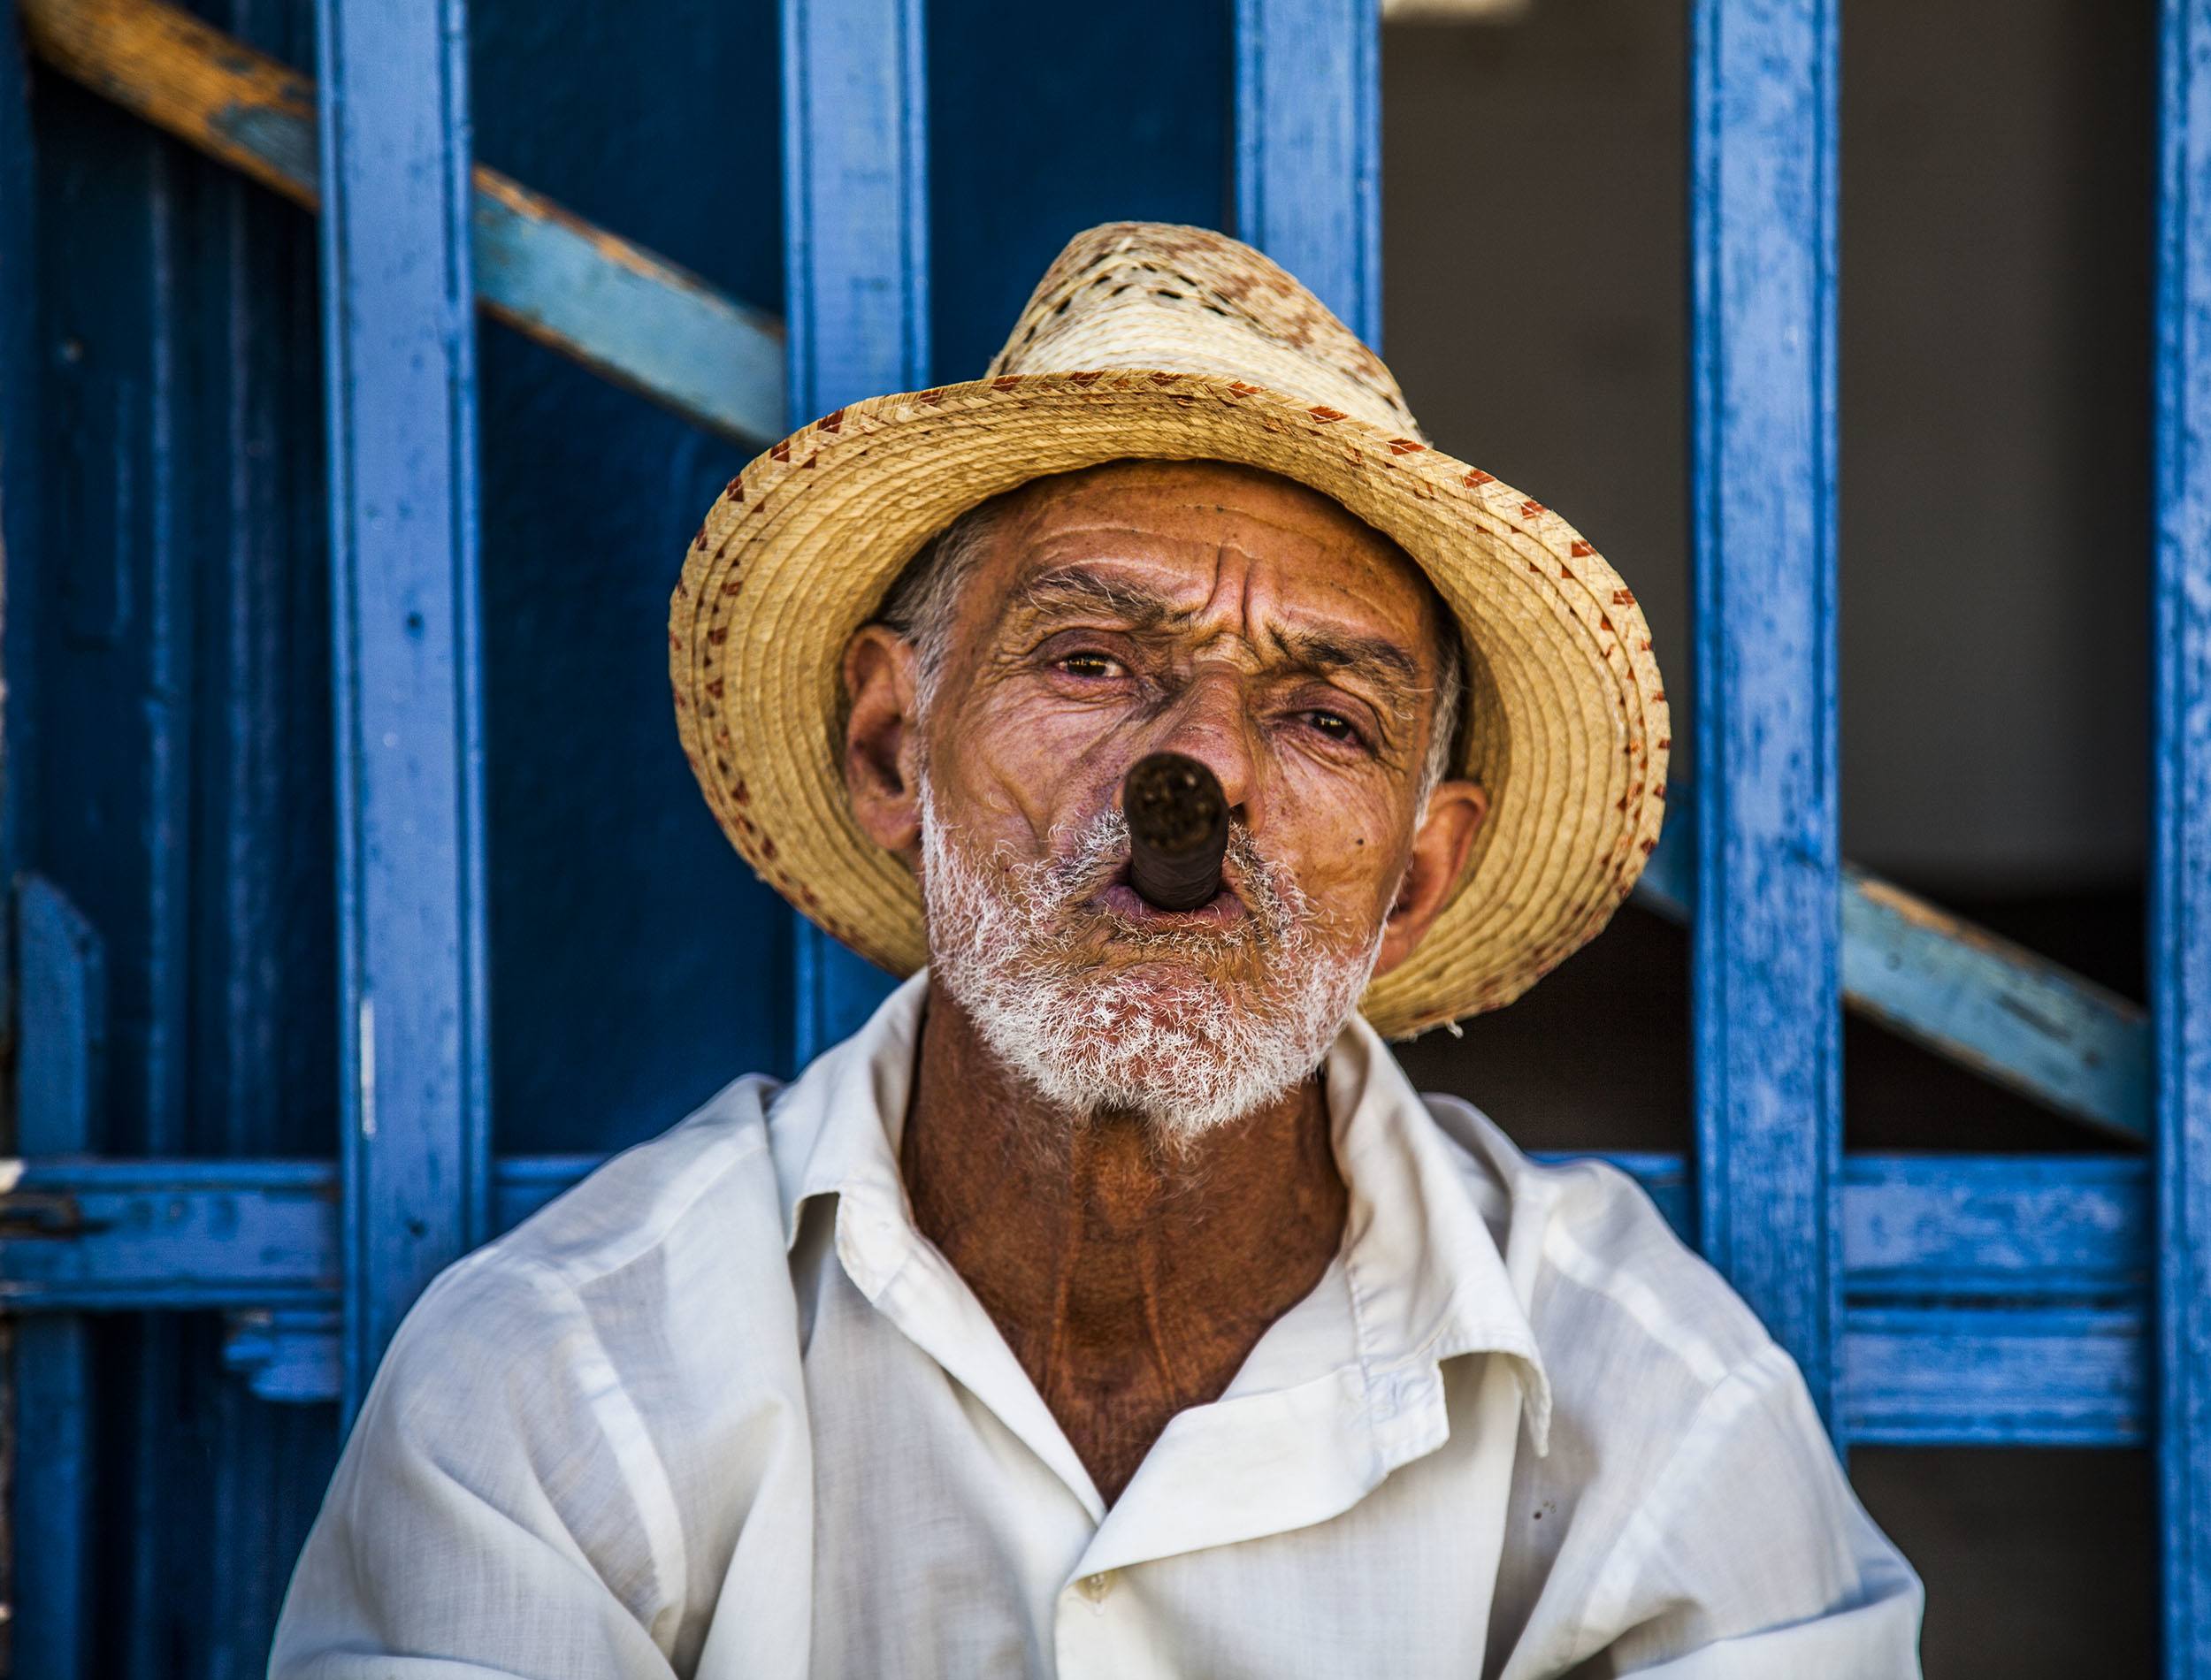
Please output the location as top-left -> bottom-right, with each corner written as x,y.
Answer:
767,969 -> 1553,1456
1321,1009 -> 1554,1456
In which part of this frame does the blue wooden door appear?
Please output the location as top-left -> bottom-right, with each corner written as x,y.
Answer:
0,0 -> 2206,1673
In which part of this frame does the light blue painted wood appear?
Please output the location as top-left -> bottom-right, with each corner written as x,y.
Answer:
1233,0 -> 1381,347
11,878 -> 103,1680
314,0 -> 492,1423
1839,862 -> 2148,1143
468,172 -> 784,445
1688,0 -> 1842,1431
1641,815 -> 2149,1141
0,1158 -> 335,1310
1845,1306 -> 2146,1447
781,0 -> 929,1065
2156,0 -> 2211,1663
1843,1155 -> 2146,1304
55,8 -> 788,450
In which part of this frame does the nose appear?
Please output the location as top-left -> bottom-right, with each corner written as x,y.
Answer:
1146,667 -> 1262,832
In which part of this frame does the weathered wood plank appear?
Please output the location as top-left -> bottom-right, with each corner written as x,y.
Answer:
0,1159 -> 336,1310
1641,812 -> 2151,1142
470,170 -> 783,449
11,881 -> 103,1676
2156,0 -> 2211,1665
1688,0 -> 1843,1427
1840,867 -> 2147,1142
1844,1306 -> 2146,1447
314,0 -> 491,1421
20,0 -> 784,446
1234,0 -> 1382,346
1842,1155 -> 2146,1303
780,0 -> 927,1063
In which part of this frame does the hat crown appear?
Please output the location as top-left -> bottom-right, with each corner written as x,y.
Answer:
986,223 -> 1424,440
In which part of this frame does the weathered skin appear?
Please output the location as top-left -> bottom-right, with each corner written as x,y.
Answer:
841,459 -> 1488,1503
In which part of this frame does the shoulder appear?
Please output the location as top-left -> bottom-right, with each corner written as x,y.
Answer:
1414,1097 -> 1916,1669
369,1069 -> 801,1441
490,1070 -> 789,1290
1418,1091 -> 1779,1398
1416,1090 -> 1820,1514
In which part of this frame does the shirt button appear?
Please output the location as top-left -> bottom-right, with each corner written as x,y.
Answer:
1078,1570 -> 1114,1603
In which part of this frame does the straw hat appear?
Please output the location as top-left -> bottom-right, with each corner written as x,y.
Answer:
669,222 -> 1668,1037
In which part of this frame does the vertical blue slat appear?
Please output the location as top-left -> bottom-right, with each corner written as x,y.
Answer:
1233,0 -> 1382,347
1689,0 -> 1843,1430
315,0 -> 492,1422
781,0 -> 929,1065
11,882 -> 103,1678
2156,0 -> 2211,1667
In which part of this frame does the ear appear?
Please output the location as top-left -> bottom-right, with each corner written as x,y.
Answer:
1372,778 -> 1488,978
842,624 -> 925,868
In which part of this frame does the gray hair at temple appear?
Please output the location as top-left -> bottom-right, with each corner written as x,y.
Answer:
876,495 -> 1468,806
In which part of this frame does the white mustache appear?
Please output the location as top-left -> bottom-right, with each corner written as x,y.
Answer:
917,781 -> 1384,1145
1006,803 -> 1309,951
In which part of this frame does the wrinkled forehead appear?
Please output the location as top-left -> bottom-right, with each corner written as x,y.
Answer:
972,459 -> 1450,657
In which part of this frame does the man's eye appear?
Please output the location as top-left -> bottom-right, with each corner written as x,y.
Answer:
1056,651 -> 1125,679
1303,709 -> 1364,745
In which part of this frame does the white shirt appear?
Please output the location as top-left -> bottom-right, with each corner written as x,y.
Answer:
271,973 -> 1921,1678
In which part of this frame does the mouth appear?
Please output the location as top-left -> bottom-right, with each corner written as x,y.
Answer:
1090,862 -> 1250,930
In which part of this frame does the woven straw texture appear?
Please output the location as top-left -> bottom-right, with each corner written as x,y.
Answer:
669,223 -> 1669,1038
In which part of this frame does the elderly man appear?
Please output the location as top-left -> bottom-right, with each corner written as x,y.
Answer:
272,225 -> 1921,1677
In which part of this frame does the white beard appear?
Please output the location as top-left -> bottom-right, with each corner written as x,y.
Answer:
917,778 -> 1386,1146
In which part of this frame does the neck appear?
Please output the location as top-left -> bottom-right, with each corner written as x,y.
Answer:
900,984 -> 1350,1504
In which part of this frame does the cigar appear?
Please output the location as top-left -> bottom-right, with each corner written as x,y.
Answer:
1122,752 -> 1229,912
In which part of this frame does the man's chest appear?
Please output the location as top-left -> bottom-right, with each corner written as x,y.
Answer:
781,1240 -> 1526,1680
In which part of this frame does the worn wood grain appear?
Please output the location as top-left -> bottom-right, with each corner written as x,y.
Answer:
1234,0 -> 1381,346
313,0 -> 491,1422
1641,811 -> 2152,1142
20,0 -> 784,445
1688,0 -> 1842,1429
2156,0 -> 2211,1665
780,0 -> 928,1061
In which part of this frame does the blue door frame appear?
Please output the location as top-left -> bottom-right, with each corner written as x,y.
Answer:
1,0 -> 2206,1672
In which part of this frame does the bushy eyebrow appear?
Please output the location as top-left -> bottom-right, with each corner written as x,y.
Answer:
1012,564 -> 1179,630
1266,625 -> 1423,691
1010,561 -> 1427,719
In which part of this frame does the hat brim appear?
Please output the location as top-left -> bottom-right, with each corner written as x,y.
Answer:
669,370 -> 1669,1038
